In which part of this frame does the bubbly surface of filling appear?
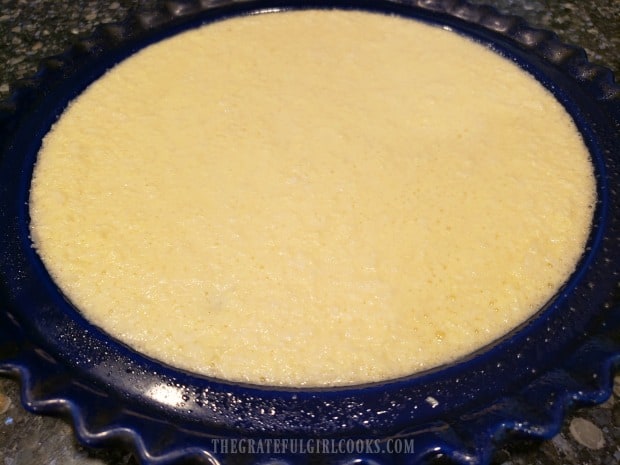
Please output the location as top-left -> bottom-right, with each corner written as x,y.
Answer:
30,10 -> 595,387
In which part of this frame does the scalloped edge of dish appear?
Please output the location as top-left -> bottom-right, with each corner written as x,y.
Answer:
0,0 -> 619,464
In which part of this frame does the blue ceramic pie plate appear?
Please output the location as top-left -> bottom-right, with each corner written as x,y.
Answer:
0,0 -> 619,464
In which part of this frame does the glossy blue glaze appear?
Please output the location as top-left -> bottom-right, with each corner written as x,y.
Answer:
0,0 -> 618,464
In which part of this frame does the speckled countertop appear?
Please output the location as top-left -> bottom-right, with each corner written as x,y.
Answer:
0,1 -> 618,464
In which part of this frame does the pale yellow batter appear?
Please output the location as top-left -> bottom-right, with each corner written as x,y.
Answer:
29,10 -> 595,387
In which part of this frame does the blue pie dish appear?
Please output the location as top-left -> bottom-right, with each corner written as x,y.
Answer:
0,0 -> 619,464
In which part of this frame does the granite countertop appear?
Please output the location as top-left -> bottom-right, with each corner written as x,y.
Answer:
0,1 -> 618,464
